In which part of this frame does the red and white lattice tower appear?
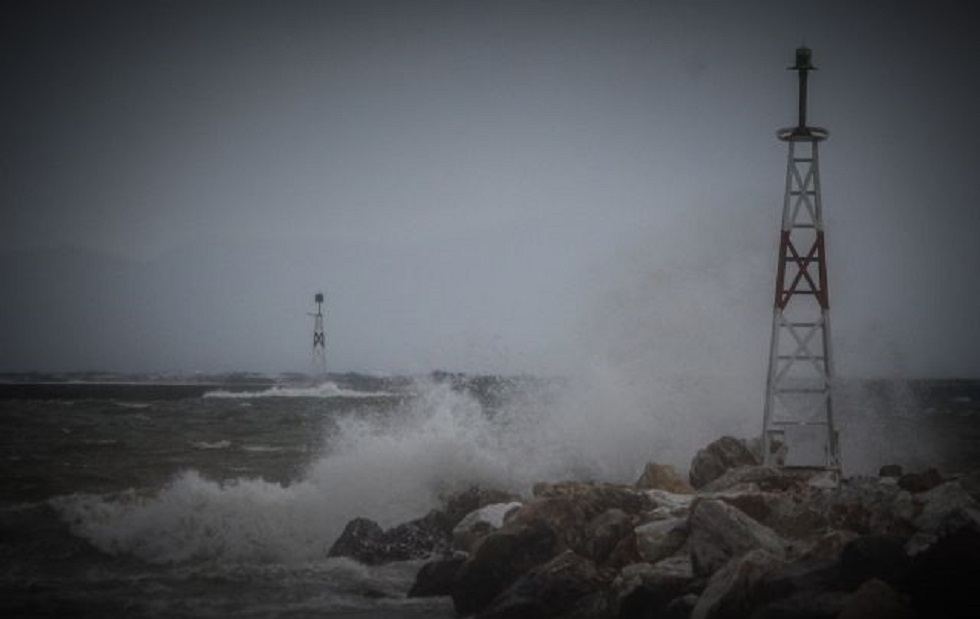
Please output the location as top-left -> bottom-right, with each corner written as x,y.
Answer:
761,47 -> 841,475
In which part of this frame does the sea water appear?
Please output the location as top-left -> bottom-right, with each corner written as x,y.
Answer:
1,375 -> 978,617
1,379 -> 461,618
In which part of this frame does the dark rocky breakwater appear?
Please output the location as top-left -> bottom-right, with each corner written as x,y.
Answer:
328,436 -> 980,618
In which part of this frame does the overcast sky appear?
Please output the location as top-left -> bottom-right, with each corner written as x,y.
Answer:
2,1 -> 978,378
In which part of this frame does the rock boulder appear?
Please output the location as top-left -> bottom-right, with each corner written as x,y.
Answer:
452,502 -> 523,552
408,556 -> 466,598
451,518 -> 560,615
691,548 -> 786,619
612,557 -> 696,619
689,436 -> 760,489
582,508 -> 634,565
475,550 -> 600,619
688,498 -> 789,577
636,463 -> 696,494
327,514 -> 450,565
634,517 -> 688,565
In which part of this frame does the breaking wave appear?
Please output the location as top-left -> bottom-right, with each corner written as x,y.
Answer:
202,382 -> 393,399
51,375 -> 701,566
54,381 -> 514,565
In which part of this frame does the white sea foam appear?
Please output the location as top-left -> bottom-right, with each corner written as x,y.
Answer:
202,382 -> 393,399
54,381 -> 510,564
190,440 -> 231,450
54,473 -> 333,564
113,401 -> 152,409
53,374 -> 718,566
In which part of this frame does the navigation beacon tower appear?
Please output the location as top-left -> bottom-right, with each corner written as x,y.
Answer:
310,292 -> 326,377
761,47 -> 841,476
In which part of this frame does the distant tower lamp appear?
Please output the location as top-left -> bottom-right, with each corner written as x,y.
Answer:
761,47 -> 841,476
310,292 -> 327,377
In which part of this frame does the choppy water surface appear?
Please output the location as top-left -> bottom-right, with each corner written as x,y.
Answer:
1,381 -> 457,618
1,376 -> 978,617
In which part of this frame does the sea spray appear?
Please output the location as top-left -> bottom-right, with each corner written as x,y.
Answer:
54,472 -> 331,564
40,371 -> 980,600
53,368 -> 775,568
53,380 -> 516,565
834,379 -> 943,475
551,208 -> 777,476
304,379 -> 519,525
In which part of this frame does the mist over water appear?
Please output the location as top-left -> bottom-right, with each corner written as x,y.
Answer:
43,219 -> 758,558
554,209 -> 776,467
46,200 -> 972,574
33,209 -> 974,597
51,212 -> 785,568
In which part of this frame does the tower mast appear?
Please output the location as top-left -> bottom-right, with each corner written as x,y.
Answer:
761,47 -> 841,476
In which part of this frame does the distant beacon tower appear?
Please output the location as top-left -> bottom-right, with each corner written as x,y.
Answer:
310,292 -> 326,377
761,47 -> 841,476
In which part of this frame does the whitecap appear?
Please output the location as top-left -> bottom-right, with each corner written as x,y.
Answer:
190,440 -> 231,450
113,401 -> 152,409
203,382 -> 394,399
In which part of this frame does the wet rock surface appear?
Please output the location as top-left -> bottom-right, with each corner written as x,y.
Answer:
689,436 -> 760,489
332,442 -> 980,618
